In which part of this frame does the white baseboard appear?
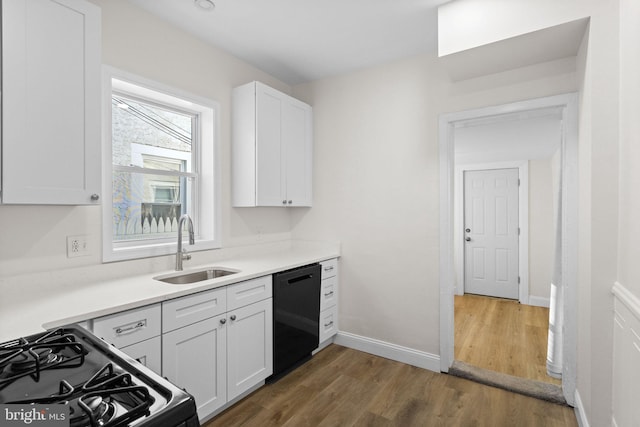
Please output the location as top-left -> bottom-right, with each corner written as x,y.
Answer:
334,331 -> 441,373
528,296 -> 550,308
574,389 -> 590,427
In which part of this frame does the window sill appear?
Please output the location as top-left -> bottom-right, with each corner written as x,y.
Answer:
104,239 -> 221,263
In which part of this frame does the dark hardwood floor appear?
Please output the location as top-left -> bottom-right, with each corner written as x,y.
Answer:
204,344 -> 577,427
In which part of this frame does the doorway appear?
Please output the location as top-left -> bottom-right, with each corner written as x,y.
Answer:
438,93 -> 579,405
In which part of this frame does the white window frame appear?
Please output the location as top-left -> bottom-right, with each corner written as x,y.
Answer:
102,66 -> 221,262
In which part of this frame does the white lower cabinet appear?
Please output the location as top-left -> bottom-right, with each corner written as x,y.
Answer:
319,258 -> 339,345
161,276 -> 273,421
227,298 -> 273,400
162,314 -> 227,417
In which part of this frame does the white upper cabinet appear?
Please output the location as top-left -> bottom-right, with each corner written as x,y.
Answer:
1,0 -> 101,205
232,81 -> 312,207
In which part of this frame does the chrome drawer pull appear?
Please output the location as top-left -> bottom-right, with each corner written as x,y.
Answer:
324,266 -> 334,272
324,321 -> 334,328
324,291 -> 334,297
115,320 -> 145,335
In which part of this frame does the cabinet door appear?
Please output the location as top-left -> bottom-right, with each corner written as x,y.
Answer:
121,336 -> 162,375
1,0 -> 101,204
283,99 -> 313,206
227,298 -> 273,400
163,315 -> 227,420
255,83 -> 285,206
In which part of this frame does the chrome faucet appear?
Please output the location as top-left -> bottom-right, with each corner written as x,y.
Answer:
176,214 -> 195,271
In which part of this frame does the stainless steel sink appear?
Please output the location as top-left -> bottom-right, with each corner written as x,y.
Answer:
154,268 -> 238,284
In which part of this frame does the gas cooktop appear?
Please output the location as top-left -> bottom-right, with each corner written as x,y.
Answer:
0,326 -> 199,427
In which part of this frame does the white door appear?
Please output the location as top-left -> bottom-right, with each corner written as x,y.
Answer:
464,168 -> 519,299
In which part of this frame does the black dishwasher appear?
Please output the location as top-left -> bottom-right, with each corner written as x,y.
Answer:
270,263 -> 321,380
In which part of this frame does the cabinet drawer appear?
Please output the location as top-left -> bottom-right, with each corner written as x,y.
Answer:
93,304 -> 161,348
163,287 -> 227,333
320,259 -> 338,280
319,305 -> 338,344
227,276 -> 272,311
320,275 -> 338,312
121,336 -> 162,375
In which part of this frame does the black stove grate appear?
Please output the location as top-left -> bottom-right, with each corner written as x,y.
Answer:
0,329 -> 86,388
8,362 -> 154,427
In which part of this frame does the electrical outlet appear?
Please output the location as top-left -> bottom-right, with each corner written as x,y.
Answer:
67,235 -> 90,258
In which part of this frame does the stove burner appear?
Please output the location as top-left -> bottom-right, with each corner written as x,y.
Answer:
72,395 -> 116,427
0,329 -> 86,387
1,348 -> 63,378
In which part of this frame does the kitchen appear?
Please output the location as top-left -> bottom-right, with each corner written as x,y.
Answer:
1,0 -> 638,426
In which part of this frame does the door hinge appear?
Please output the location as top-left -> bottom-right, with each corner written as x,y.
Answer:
518,178 -> 521,186
518,276 -> 521,284
518,227 -> 521,235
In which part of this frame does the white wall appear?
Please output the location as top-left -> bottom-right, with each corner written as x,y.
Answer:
617,0 -> 640,298
438,0 -> 590,56
293,1 -> 621,425
528,156 -> 556,302
440,2 -> 621,424
0,0 -> 293,279
612,0 -> 640,425
291,54 -> 577,355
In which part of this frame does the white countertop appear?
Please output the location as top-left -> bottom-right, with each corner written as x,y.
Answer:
0,240 -> 339,342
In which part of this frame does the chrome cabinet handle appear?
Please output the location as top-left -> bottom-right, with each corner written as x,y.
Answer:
288,200 -> 292,205
220,318 -> 226,324
324,266 -> 334,272
230,314 -> 237,321
324,291 -> 334,297
282,200 -> 287,205
115,320 -> 145,335
324,321 -> 334,328
91,194 -> 100,201
465,237 -> 471,242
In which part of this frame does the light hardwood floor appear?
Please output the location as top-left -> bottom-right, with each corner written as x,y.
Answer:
205,344 -> 577,427
455,294 -> 561,385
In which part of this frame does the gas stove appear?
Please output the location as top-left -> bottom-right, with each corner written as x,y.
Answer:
0,326 -> 199,427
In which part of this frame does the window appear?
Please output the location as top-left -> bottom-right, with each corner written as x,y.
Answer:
103,67 -> 220,262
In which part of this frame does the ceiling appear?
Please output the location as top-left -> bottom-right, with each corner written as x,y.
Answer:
127,0 -> 449,85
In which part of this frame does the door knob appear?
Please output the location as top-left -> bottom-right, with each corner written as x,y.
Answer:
465,237 -> 471,242
465,228 -> 471,233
